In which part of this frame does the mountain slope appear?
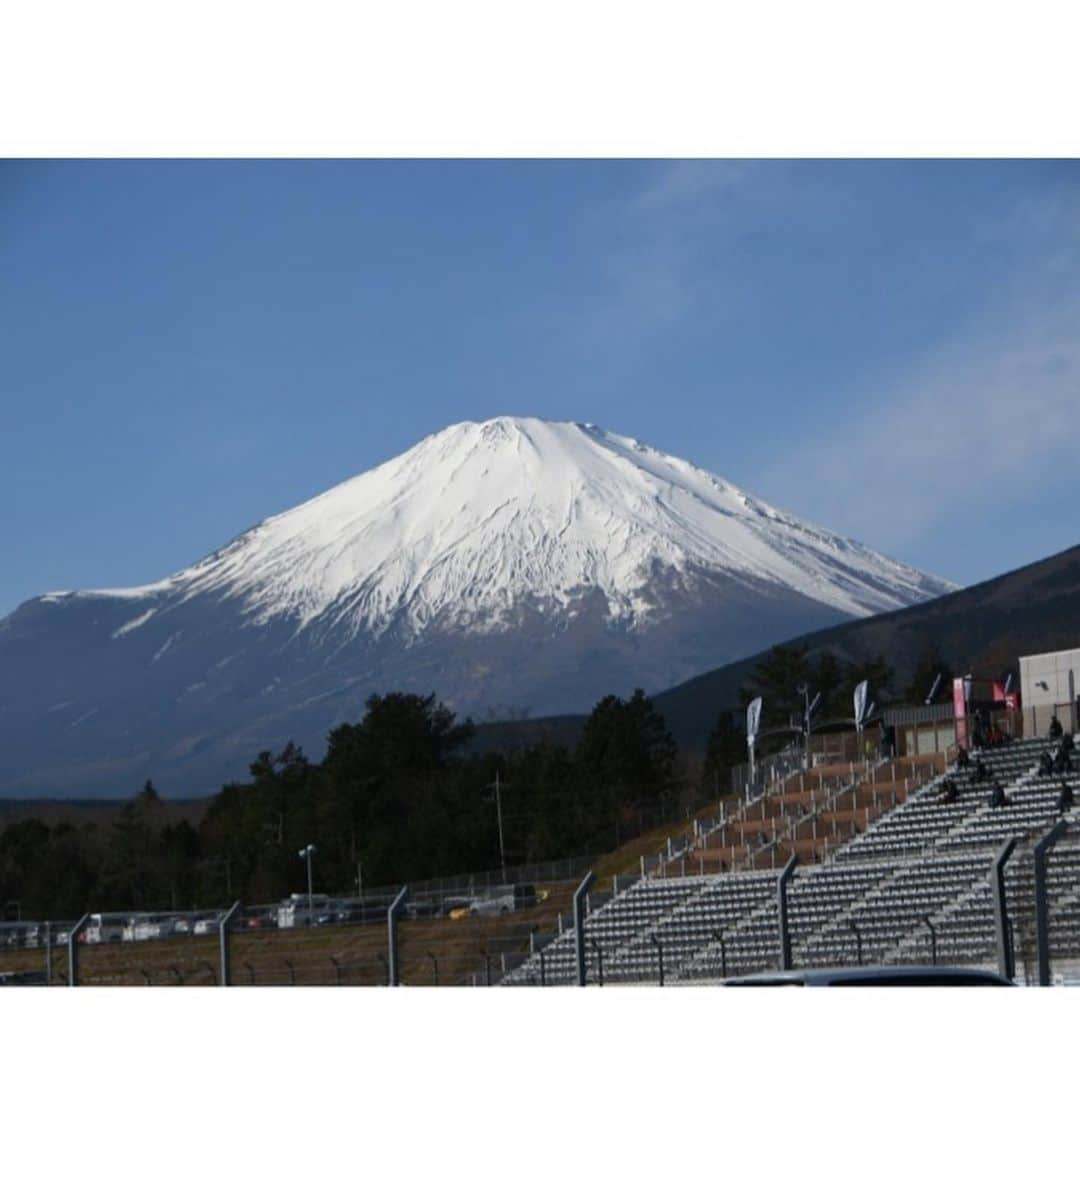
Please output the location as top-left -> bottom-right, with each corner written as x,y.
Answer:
647,541 -> 1080,753
0,417 -> 952,796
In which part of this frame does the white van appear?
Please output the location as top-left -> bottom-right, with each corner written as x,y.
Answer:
276,894 -> 346,928
84,913 -> 128,944
469,884 -> 538,918
122,913 -> 185,941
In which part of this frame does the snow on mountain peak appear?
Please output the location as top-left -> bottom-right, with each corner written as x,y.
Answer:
87,417 -> 952,639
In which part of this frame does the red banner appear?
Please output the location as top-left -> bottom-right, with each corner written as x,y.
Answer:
953,676 -> 968,749
992,681 -> 1019,710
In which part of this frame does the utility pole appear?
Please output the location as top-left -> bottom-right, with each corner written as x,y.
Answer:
487,771 -> 508,883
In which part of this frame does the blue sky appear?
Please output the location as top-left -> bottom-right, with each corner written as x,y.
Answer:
2,158 -> 1078,618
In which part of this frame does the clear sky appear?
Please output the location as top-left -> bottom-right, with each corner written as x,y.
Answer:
3,158 -> 1078,619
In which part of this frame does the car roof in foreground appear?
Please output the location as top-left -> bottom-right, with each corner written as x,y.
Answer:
723,966 -> 1013,986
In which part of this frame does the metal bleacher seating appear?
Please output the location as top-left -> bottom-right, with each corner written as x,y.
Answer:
503,736 -> 1080,985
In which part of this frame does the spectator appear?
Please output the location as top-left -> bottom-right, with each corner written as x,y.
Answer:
956,746 -> 970,770
1039,750 -> 1055,777
940,780 -> 959,805
881,723 -> 897,759
1049,715 -> 1064,740
1057,782 -> 1075,814
1053,738 -> 1073,774
989,781 -> 1009,809
975,759 -> 990,783
988,722 -> 1010,747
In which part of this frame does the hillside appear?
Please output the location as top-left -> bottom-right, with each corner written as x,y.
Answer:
649,542 -> 1080,752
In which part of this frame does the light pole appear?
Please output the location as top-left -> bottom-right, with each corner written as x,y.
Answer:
797,685 -> 821,771
298,844 -> 316,926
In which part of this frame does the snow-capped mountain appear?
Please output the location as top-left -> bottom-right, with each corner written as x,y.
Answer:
0,417 -> 954,796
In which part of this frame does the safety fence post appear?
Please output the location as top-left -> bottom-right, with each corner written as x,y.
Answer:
573,871 -> 595,986
1035,820 -> 1069,986
777,855 -> 798,970
991,837 -> 1018,981
591,939 -> 604,987
922,915 -> 937,966
388,885 -> 409,987
712,930 -> 727,979
849,921 -> 862,966
67,914 -> 90,987
219,900 -> 241,987
652,934 -> 664,986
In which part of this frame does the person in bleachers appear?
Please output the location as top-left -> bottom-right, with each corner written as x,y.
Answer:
956,746 -> 970,769
882,723 -> 897,759
1039,750 -> 1055,777
989,781 -> 1009,809
989,722 -> 1011,747
974,758 -> 989,783
1053,738 -> 1073,774
940,780 -> 959,805
1049,715 -> 1064,740
1057,782 -> 1075,814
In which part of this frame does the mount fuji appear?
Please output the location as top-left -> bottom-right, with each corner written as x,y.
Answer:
0,417 -> 954,796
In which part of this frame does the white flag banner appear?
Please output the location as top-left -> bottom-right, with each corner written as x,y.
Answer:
853,680 -> 869,728
746,697 -> 762,747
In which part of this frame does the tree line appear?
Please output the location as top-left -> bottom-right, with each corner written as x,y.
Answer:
1,642 -> 941,921
1,689 -> 687,920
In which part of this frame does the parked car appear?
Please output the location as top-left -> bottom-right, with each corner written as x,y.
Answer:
469,884 -> 538,918
276,894 -> 352,928
723,966 -> 1013,986
441,896 -> 474,917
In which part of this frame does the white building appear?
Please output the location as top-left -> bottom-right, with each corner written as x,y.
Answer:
1019,646 -> 1080,736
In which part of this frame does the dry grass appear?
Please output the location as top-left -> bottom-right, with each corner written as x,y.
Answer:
0,885 -> 577,987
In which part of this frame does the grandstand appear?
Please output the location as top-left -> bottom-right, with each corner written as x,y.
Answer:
504,736 -> 1080,985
